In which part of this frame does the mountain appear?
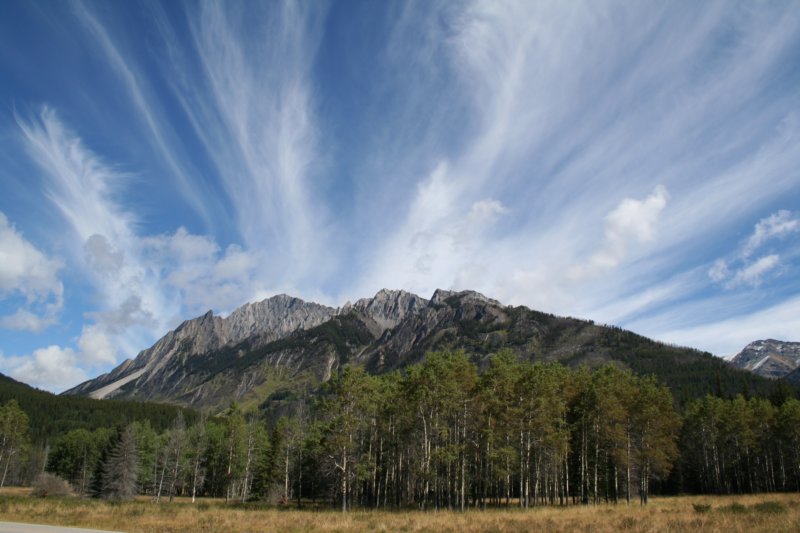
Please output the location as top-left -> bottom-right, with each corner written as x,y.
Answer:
64,289 -> 786,412
64,294 -> 336,400
729,339 -> 800,379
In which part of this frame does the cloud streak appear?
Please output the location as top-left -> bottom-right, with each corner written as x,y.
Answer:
70,0 -> 217,229
11,108 -> 268,389
147,1 -> 330,286
349,0 -> 800,353
743,210 -> 800,258
708,210 -> 798,289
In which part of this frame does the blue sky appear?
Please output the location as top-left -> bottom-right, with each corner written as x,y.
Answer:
1,1 -> 799,392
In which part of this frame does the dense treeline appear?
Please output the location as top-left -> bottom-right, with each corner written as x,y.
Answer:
3,351 -> 799,509
680,394 -> 800,494
0,373 -> 196,442
310,350 -> 680,509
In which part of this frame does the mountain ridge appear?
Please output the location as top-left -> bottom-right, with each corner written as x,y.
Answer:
64,288 -> 789,412
730,339 -> 800,379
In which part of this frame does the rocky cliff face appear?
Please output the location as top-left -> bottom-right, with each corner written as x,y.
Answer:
225,294 -> 337,344
63,294 -> 336,399
349,289 -> 429,332
730,339 -> 800,379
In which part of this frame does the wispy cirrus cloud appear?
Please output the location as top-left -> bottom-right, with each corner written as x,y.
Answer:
148,1 -> 330,285
628,207 -> 800,355
10,108 -> 266,388
743,210 -> 800,258
2,0 -> 800,390
17,107 -> 169,373
351,1 -> 800,352
70,0 -> 218,229
708,210 -> 798,289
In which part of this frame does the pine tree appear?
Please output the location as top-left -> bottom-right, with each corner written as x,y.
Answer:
100,425 -> 138,501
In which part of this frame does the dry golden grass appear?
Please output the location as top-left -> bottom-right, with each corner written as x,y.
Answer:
0,489 -> 799,532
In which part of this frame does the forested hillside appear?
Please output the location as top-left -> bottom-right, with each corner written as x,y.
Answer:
0,373 -> 196,442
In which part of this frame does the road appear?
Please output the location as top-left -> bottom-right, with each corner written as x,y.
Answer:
0,523 -> 122,533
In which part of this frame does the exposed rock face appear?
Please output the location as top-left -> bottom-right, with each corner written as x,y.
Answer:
226,294 -> 337,344
352,289 -> 429,332
730,339 -> 800,379
63,294 -> 336,400
358,289 -> 513,373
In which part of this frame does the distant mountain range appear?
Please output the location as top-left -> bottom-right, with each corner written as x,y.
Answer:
730,339 -> 800,384
64,289 -> 789,413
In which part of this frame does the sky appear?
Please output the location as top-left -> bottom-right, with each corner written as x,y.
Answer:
0,1 -> 799,392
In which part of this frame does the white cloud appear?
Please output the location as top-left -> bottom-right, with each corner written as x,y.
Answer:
72,1 -> 215,227
1,309 -> 59,333
468,199 -> 508,225
728,254 -> 780,288
604,186 -> 670,248
743,210 -> 799,257
0,211 -> 63,331
0,346 -> 87,392
154,1 -> 329,284
571,186 -> 669,279
708,259 -> 729,283
707,211 -> 796,289
354,160 -> 520,298
145,228 -> 262,314
76,324 -> 120,366
16,108 -> 272,384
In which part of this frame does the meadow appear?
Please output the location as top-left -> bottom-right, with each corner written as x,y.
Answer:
1,489 -> 799,533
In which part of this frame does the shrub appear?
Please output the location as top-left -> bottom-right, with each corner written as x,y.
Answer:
692,503 -> 711,513
720,502 -> 748,514
753,501 -> 786,514
31,472 -> 73,498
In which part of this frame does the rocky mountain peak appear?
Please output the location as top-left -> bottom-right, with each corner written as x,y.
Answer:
430,288 -> 500,307
225,294 -> 336,343
353,289 -> 429,332
730,339 -> 800,379
430,289 -> 456,305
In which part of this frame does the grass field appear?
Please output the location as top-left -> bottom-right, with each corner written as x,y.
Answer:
1,489 -> 799,532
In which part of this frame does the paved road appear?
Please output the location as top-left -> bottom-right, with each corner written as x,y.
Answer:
0,522 -> 122,533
